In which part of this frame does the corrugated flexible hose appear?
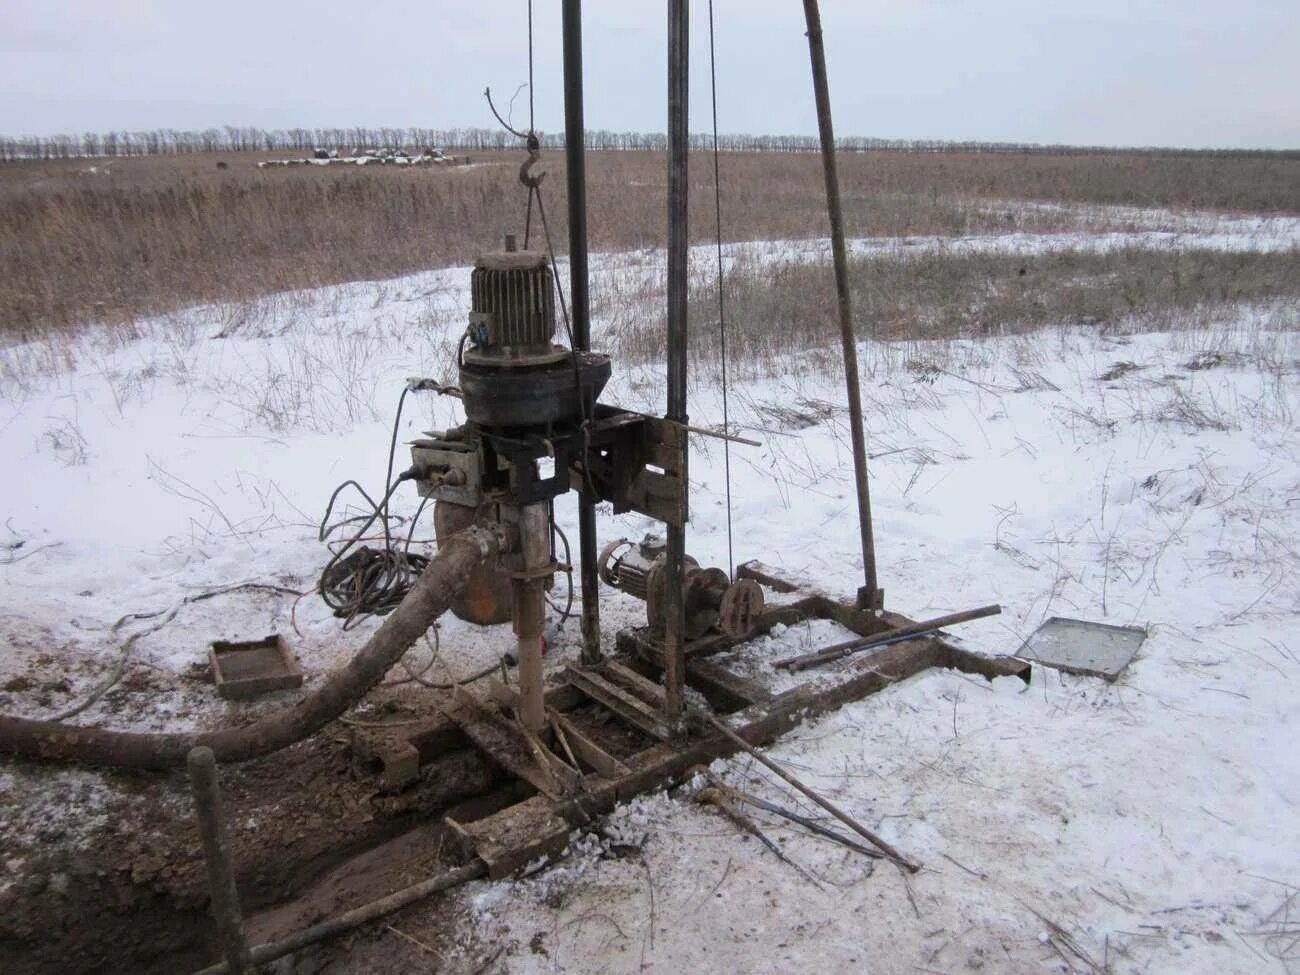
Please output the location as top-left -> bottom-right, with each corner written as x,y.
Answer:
0,527 -> 504,770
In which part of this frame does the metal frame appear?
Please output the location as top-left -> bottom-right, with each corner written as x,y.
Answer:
353,558 -> 1029,879
662,0 -> 691,724
560,0 -> 888,726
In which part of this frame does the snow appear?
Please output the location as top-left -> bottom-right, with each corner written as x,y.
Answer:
0,207 -> 1297,971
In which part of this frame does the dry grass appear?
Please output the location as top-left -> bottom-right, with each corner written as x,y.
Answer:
610,247 -> 1300,372
2,148 -> 1298,336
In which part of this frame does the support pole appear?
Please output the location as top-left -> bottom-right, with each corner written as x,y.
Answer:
187,747 -> 254,975
663,0 -> 690,725
801,0 -> 882,612
563,0 -> 602,666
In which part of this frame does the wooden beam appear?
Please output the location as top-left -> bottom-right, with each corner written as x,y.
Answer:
685,658 -> 771,709
564,666 -> 674,741
548,710 -> 630,778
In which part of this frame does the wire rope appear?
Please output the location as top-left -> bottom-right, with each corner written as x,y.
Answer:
707,0 -> 736,578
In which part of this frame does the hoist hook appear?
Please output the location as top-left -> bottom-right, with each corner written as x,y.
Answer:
519,133 -> 544,189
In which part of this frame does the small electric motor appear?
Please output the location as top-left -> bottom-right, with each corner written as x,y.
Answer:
457,235 -> 611,430
599,534 -> 764,640
463,235 -> 567,369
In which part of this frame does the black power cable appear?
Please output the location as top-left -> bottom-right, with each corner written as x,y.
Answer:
316,388 -> 428,628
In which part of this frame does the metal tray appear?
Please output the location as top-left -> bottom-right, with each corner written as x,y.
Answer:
209,634 -> 303,700
1017,616 -> 1147,681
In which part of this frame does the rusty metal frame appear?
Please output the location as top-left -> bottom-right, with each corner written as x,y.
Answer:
436,632 -> 1026,878
351,561 -> 1028,879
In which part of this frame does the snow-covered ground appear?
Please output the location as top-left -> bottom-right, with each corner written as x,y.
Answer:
0,206 -> 1297,972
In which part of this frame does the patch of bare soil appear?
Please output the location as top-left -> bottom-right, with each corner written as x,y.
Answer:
0,708 -> 498,974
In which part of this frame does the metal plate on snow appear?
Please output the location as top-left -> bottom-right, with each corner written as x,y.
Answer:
209,634 -> 303,700
1017,617 -> 1146,681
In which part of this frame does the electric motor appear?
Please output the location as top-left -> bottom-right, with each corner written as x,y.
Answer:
457,235 -> 612,430
463,235 -> 566,368
599,534 -> 764,639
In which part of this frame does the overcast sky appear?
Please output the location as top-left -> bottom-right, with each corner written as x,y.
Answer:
1,0 -> 1296,148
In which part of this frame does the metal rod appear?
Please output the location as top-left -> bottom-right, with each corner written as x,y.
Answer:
662,0 -> 690,724
577,505 -> 600,665
562,0 -> 602,666
801,0 -> 881,612
191,862 -> 486,975
562,1 -> 589,352
696,783 -> 822,886
702,768 -> 883,860
773,604 -> 1003,672
696,710 -> 921,873
187,746 -> 254,975
675,420 -> 760,448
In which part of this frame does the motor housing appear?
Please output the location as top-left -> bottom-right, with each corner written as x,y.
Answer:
599,534 -> 764,640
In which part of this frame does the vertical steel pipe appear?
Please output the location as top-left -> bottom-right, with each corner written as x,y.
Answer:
662,0 -> 690,723
511,502 -> 550,734
562,0 -> 589,352
563,0 -> 603,665
801,0 -> 882,611
187,746 -> 254,975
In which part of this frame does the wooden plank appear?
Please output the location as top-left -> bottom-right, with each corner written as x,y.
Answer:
445,795 -> 571,879
517,723 -> 585,795
563,666 -> 673,741
685,658 -> 772,709
548,710 -> 630,778
438,697 -> 565,799
601,660 -> 667,709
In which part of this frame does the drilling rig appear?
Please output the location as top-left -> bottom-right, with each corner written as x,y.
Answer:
0,4 -> 1029,970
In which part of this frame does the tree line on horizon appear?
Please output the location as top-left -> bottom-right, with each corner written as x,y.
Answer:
1,125 -> 1293,162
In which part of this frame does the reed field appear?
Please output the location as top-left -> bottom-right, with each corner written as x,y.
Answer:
2,147 -> 1298,336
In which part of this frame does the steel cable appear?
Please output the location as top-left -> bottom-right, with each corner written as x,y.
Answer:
708,0 -> 736,578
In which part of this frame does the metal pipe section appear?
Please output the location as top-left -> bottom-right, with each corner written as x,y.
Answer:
562,0 -> 589,351
801,0 -> 882,612
563,0 -> 603,666
187,747 -> 254,975
510,502 -> 550,733
662,0 -> 690,723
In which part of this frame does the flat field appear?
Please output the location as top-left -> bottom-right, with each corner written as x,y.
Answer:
2,147 -> 1297,333
0,148 -> 1297,974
